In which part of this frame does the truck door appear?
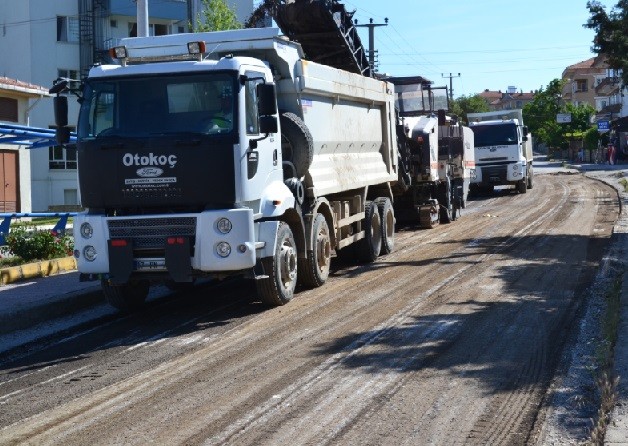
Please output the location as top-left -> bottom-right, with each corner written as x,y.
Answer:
240,71 -> 281,202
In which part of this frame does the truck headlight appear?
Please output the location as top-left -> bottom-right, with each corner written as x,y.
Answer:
216,241 -> 231,258
216,218 -> 232,234
83,245 -> 97,261
512,164 -> 519,171
80,222 -> 93,239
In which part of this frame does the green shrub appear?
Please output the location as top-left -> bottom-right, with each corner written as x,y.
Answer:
4,226 -> 74,262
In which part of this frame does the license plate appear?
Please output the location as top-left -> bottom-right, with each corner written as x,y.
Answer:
134,258 -> 166,271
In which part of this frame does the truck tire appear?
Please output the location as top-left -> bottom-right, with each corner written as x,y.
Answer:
375,197 -> 395,255
256,222 -> 298,306
517,179 -> 527,194
280,112 -> 313,178
356,201 -> 382,263
299,213 -> 331,288
101,279 -> 149,312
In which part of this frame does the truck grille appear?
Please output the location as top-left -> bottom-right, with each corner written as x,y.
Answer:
108,217 -> 196,250
482,165 -> 508,183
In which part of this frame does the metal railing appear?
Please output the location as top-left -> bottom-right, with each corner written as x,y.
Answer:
0,213 -> 77,246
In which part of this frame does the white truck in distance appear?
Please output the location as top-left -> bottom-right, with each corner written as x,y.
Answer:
467,109 -> 533,194
55,27 -> 400,311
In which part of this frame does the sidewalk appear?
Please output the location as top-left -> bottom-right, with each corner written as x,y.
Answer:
0,266 -> 103,335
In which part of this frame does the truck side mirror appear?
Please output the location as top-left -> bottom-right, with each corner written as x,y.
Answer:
523,126 -> 529,135
54,96 -> 68,127
259,115 -> 278,134
257,83 -> 277,116
522,135 -> 528,142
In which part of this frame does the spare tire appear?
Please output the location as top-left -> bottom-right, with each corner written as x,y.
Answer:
280,112 -> 314,178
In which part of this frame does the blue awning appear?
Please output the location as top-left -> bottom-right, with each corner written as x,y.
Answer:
0,123 -> 76,149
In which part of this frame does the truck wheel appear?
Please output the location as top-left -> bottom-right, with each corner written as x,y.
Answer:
280,112 -> 313,178
256,222 -> 298,306
517,179 -> 527,194
101,279 -> 149,312
356,201 -> 382,263
375,197 -> 395,255
299,214 -> 331,288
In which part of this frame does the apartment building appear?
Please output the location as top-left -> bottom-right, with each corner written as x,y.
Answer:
0,0 -> 254,212
478,87 -> 535,111
562,55 -> 621,114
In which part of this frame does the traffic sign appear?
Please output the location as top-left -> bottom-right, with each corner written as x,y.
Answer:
597,120 -> 610,132
556,113 -> 571,123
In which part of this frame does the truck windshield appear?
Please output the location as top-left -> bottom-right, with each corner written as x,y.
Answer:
471,123 -> 518,147
77,72 -> 236,139
394,83 -> 449,115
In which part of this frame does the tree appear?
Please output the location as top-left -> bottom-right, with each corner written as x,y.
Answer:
585,0 -> 628,85
194,0 -> 242,32
523,78 -> 596,152
450,95 -> 490,124
523,79 -> 564,150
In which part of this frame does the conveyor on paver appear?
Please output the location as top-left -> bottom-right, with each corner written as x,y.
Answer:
248,0 -> 372,77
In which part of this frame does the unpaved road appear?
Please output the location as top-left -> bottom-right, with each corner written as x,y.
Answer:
0,173 -> 619,445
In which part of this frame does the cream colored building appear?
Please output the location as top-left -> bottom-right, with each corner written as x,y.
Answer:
0,78 -> 51,213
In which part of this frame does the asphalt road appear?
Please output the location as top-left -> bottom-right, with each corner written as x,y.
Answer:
0,172 -> 620,445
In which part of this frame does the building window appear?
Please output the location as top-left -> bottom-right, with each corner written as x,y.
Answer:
153,24 -> 168,36
178,26 -> 185,34
110,19 -> 118,28
574,79 -> 588,93
129,23 -> 169,37
64,189 -> 78,206
0,97 -> 18,122
57,16 -> 79,42
49,127 -> 77,170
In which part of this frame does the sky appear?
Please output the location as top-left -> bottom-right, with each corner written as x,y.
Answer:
341,0 -> 613,98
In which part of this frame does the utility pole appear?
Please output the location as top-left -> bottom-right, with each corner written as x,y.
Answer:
355,18 -> 388,73
442,72 -> 461,101
137,0 -> 149,37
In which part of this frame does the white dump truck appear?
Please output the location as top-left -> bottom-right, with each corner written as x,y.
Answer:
389,76 -> 475,228
51,26 -> 400,310
467,109 -> 533,194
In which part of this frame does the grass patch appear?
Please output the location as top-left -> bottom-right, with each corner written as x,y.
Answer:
588,274 -> 622,444
618,177 -> 628,193
0,256 -> 26,268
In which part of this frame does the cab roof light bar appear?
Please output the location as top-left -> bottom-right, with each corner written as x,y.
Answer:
108,40 -> 207,66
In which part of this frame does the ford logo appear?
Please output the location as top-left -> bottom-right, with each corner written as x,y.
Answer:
136,167 -> 164,177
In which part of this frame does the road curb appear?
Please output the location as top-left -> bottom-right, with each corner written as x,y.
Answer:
576,167 -> 628,445
0,256 -> 77,285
